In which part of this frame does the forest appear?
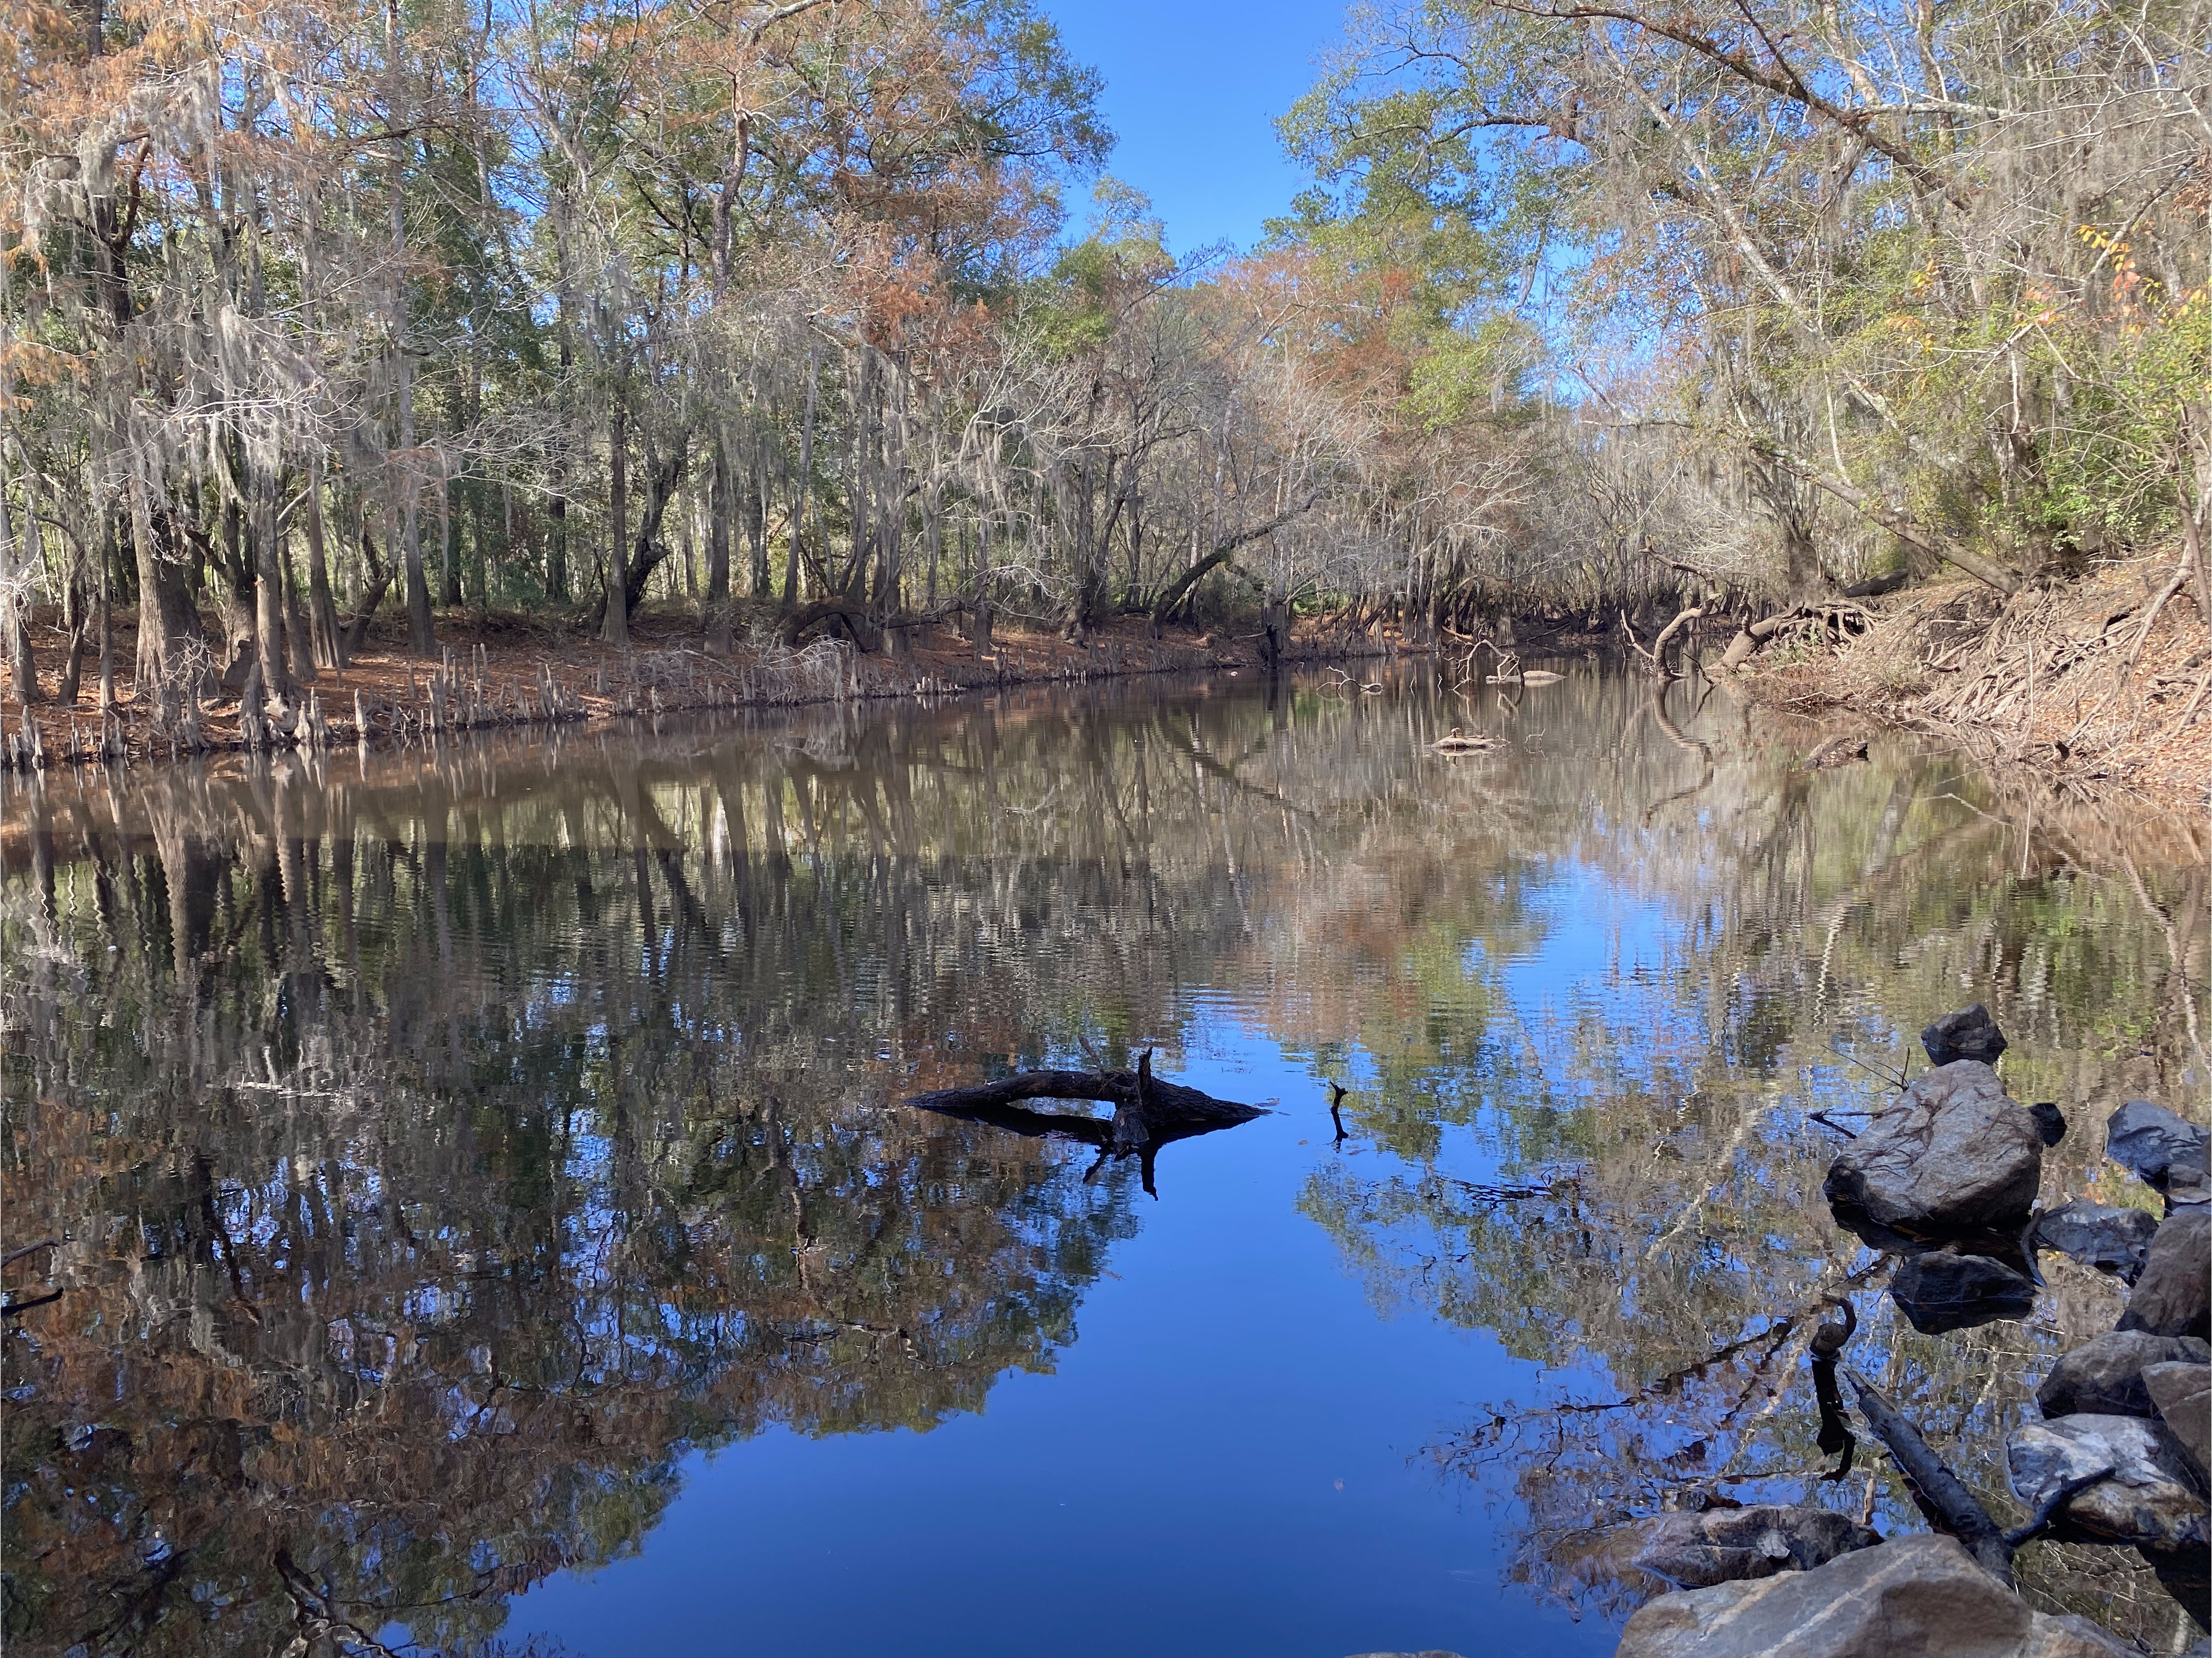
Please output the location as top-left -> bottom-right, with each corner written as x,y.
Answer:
2,0 -> 2205,713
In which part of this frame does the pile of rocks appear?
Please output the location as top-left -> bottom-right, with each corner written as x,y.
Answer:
2010,1097 -> 2208,1623
1609,1006 -> 2209,1658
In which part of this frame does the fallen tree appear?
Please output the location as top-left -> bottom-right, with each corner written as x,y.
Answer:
903,1051 -> 1265,1196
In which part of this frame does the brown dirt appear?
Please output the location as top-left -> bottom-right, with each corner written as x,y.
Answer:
0,600 -> 1403,768
1740,550 -> 2211,812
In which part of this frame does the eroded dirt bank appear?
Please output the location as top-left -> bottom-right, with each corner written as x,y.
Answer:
0,604 -> 1398,770
1731,554 -> 2208,811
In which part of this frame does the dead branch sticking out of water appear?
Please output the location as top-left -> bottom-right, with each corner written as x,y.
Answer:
1844,1366 -> 2017,1582
903,1051 -> 1264,1197
1623,606 -> 1705,678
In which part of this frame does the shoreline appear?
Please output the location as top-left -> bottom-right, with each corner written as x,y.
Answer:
7,568 -> 2204,817
0,606 -> 1406,775
1726,554 -> 2208,813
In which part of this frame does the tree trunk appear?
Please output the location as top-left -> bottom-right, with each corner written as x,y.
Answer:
304,469 -> 344,669
707,434 -> 731,651
1,462 -> 42,705
783,341 -> 818,610
342,518 -> 396,662
747,430 -> 769,598
619,434 -> 692,615
547,318 -> 573,601
604,385 -> 629,646
1149,492 -> 1325,627
132,501 -> 206,687
439,478 -> 461,606
251,465 -> 294,701
282,529 -> 316,685
96,515 -> 115,712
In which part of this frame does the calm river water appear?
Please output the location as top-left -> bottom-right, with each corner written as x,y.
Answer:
3,665 -> 2206,1658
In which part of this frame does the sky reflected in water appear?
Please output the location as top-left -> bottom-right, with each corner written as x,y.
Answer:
4,666 -> 2205,1657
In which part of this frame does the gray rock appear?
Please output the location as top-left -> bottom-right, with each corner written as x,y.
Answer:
2167,1159 -> 2212,1211
2105,1100 -> 2210,1196
2035,1330 -> 2210,1418
2006,1412 -> 2209,1553
2143,1361 -> 2209,1486
1612,1533 -> 2130,1658
1891,1251 -> 2037,1334
2023,1617 -> 2152,1657
2034,1200 -> 2158,1283
1824,1062 -> 2044,1233
1922,1004 -> 2009,1068
2118,1208 -> 2210,1339
1620,1504 -> 1880,1589
2029,1102 -> 2067,1146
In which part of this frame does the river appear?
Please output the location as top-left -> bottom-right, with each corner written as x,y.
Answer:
3,663 -> 2205,1657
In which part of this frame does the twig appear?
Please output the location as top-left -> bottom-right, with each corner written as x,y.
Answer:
1,1237 -> 60,1269
1826,1037 -> 1908,1090
2001,1468 -> 2114,1549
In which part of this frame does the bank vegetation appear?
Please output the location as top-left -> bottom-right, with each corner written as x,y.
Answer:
1,0 -> 2205,776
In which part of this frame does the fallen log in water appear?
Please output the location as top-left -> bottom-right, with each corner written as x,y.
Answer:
903,1051 -> 1264,1196
1845,1366 -> 2016,1582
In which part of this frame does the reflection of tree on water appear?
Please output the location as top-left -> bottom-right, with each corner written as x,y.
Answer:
3,673 -> 2204,1653
0,696 -> 1287,1655
1285,681 -> 2206,1649
3,677 -> 1535,1655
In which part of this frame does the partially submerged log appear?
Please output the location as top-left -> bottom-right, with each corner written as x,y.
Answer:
1846,1366 -> 2018,1582
903,1052 -> 1264,1196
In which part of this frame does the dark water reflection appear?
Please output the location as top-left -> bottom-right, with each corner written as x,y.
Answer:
2,667 -> 2205,1657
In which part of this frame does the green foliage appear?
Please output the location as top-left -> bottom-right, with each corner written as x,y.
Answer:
1269,0 -> 2209,587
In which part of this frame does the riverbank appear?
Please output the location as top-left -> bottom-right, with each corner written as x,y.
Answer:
0,602 -> 1402,770
1734,553 -> 2209,810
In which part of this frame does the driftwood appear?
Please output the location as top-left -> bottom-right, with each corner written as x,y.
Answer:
904,1052 -> 1264,1196
1624,605 -> 1705,677
1845,1366 -> 2016,1581
1844,1365 -> 2120,1579
1717,601 -> 1876,671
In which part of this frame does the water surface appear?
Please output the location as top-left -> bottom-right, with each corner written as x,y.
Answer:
4,667 -> 2206,1657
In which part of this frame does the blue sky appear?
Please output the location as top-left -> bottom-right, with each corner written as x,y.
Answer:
1042,0 -> 1358,257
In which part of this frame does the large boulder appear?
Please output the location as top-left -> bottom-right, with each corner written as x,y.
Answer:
2105,1101 -> 2210,1198
1824,1062 -> 2044,1233
1617,1505 -> 1880,1590
2035,1330 -> 2210,1419
2143,1361 -> 2209,1486
2034,1200 -> 2158,1283
1612,1533 -> 2132,1658
1922,1004 -> 2009,1068
2006,1412 -> 2209,1554
2118,1208 -> 2210,1339
1891,1251 -> 2038,1334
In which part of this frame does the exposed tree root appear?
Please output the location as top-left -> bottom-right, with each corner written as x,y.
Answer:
1740,555 -> 2210,808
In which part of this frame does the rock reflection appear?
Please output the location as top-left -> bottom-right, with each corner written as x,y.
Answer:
1283,685 -> 2205,1649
